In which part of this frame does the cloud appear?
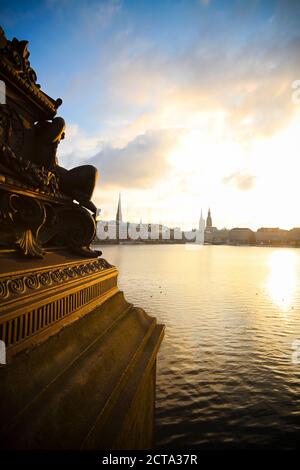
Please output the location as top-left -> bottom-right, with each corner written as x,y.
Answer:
59,123 -> 103,168
222,171 -> 256,191
88,128 -> 185,188
106,32 -> 299,142
30,0 -> 300,154
2,0 -> 300,229
85,0 -> 300,146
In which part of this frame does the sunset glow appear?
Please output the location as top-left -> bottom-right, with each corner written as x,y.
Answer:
266,249 -> 298,311
2,0 -> 300,229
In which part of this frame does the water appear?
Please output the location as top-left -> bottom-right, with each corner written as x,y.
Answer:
96,244 -> 300,449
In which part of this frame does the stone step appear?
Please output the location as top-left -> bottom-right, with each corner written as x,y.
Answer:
0,293 -> 163,449
0,291 -> 128,427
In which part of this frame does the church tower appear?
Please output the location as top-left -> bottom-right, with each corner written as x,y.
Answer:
199,209 -> 205,231
206,208 -> 212,229
116,193 -> 123,223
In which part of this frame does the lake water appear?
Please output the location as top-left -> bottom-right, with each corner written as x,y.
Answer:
97,244 -> 300,449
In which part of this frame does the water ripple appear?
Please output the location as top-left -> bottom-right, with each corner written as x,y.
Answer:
98,245 -> 300,449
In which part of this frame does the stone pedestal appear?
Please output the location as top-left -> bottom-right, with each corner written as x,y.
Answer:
0,27 -> 164,450
0,252 -> 164,449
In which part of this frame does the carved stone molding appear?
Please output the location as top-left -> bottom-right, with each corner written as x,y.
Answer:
0,258 -> 113,302
0,263 -> 119,359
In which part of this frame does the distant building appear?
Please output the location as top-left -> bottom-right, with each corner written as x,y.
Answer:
288,228 -> 300,246
116,193 -> 123,223
97,199 -> 300,248
206,208 -> 212,229
199,209 -> 205,232
229,228 -> 255,245
115,193 -> 128,241
198,210 -> 205,244
204,208 -> 218,243
96,195 -> 207,244
183,210 -> 205,244
183,209 -> 205,244
211,228 -> 229,245
256,227 -> 288,246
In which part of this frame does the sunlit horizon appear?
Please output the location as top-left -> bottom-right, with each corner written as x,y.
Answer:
2,0 -> 300,230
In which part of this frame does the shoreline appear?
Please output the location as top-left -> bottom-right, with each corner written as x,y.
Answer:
92,242 -> 300,248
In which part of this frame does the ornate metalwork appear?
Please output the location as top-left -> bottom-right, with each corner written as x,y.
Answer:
0,189 -> 102,258
0,26 -> 61,115
0,191 -> 45,257
0,258 -> 113,302
0,142 -> 60,194
0,27 -> 101,259
0,271 -> 118,356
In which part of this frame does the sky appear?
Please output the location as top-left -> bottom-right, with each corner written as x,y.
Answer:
1,0 -> 300,229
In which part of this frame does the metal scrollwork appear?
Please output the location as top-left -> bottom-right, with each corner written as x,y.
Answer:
0,259 -> 113,302
0,27 -> 102,260
55,205 -> 101,258
9,193 -> 46,258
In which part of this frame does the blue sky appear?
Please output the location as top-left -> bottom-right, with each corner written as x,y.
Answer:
1,0 -> 300,228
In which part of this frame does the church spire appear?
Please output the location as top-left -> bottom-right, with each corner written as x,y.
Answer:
116,193 -> 123,223
206,208 -> 212,229
199,209 -> 205,230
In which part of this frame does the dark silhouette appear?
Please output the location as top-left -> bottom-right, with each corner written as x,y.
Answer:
34,117 -> 98,214
0,26 -> 100,258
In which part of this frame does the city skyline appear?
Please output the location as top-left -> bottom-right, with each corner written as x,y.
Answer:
96,193 -> 300,246
101,193 -> 300,234
1,0 -> 300,229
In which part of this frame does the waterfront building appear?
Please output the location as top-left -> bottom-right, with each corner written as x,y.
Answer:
229,228 -> 255,245
97,199 -> 300,248
256,227 -> 288,246
204,208 -> 218,243
210,228 -> 229,245
288,228 -> 300,246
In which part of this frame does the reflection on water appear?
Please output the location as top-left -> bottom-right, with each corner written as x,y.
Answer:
98,245 -> 300,449
266,250 -> 298,312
